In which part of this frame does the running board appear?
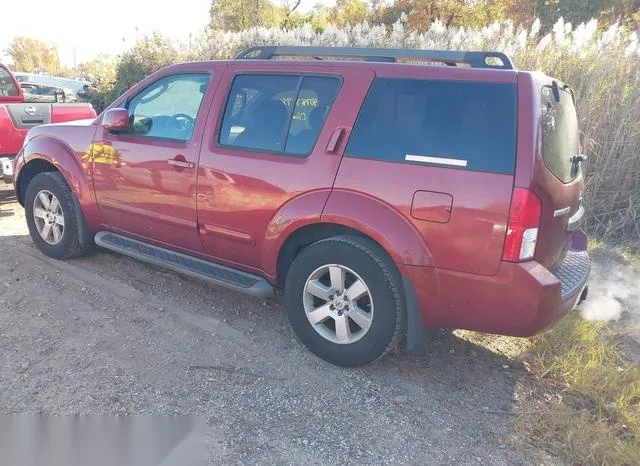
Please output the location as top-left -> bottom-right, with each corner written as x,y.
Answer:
94,232 -> 273,297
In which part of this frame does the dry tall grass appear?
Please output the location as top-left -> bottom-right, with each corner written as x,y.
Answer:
193,17 -> 640,243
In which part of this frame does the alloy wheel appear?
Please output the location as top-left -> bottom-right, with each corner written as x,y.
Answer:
302,264 -> 374,344
33,190 -> 65,245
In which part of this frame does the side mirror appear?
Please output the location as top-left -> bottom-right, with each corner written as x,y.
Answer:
102,108 -> 129,132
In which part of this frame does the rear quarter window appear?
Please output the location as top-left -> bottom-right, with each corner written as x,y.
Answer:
346,78 -> 517,174
541,85 -> 580,183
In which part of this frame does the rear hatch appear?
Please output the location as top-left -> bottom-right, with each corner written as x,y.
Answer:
532,76 -> 585,270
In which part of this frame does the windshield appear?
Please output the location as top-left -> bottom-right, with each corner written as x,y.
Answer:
541,85 -> 580,183
0,67 -> 19,97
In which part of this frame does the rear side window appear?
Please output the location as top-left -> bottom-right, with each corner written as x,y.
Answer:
541,86 -> 580,183
346,78 -> 517,174
219,74 -> 340,156
0,67 -> 19,97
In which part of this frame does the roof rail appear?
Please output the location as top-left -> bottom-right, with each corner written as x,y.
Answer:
235,46 -> 515,70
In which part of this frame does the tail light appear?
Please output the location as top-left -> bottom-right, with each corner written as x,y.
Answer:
503,188 -> 542,262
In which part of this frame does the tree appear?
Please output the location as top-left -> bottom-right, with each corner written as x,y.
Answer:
113,34 -> 180,94
6,36 -> 61,74
376,0 -> 512,31
209,0 -> 278,31
77,55 -> 117,113
279,0 -> 303,29
77,54 -> 115,80
534,0 -> 614,29
599,0 -> 640,26
503,0 -> 536,25
329,0 -> 371,26
308,5 -> 331,31
81,34 -> 182,113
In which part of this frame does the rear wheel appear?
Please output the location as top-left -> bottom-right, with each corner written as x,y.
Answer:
285,235 -> 404,366
25,172 -> 91,260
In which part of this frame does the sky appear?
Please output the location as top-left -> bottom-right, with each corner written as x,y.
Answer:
0,0 -> 335,67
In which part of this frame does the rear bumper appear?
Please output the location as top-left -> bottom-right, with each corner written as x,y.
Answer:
0,154 -> 16,183
402,231 -> 590,337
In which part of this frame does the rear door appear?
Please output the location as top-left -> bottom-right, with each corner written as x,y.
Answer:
531,77 -> 585,270
197,64 -> 374,272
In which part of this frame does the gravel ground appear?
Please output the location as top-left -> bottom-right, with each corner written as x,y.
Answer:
0,185 -> 538,465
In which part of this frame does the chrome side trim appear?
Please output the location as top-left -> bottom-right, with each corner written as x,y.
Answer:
567,205 -> 585,231
553,206 -> 571,217
405,154 -> 468,167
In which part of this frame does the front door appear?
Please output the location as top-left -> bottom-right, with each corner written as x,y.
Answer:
92,71 -> 212,252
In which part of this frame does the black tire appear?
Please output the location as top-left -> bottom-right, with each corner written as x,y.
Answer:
285,235 -> 405,367
25,171 -> 92,260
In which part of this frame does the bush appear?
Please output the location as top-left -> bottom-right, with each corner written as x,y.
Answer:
88,33 -> 182,113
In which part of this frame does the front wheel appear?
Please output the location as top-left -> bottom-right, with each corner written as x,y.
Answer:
25,172 -> 91,260
285,235 -> 405,366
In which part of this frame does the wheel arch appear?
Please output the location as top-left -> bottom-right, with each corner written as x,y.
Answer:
276,223 -> 395,287
15,158 -> 59,205
16,136 -> 89,206
270,190 -> 433,285
15,136 -> 103,231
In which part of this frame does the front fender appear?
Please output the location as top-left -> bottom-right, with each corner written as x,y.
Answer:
16,136 -> 103,229
321,190 -> 433,267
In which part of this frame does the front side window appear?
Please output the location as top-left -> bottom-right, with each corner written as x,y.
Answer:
346,78 -> 517,174
219,74 -> 340,156
0,67 -> 19,97
127,73 -> 210,142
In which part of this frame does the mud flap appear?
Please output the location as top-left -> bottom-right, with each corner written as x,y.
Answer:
71,192 -> 94,246
403,278 -> 434,354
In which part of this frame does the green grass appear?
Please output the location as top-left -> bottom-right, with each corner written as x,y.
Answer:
517,314 -> 640,465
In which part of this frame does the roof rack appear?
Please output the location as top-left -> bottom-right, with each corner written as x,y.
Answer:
235,46 -> 514,70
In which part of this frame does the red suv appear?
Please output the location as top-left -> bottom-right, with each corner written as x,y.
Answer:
13,46 -> 589,366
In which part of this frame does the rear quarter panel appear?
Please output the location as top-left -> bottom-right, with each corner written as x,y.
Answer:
51,104 -> 97,123
326,162 -> 513,274
326,65 -> 518,276
1,103 -> 96,156
0,106 -> 27,155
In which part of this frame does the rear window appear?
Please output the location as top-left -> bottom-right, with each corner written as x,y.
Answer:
346,78 -> 517,174
541,85 -> 580,183
0,67 -> 19,97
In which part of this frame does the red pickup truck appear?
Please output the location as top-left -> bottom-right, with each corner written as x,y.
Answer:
0,63 -> 96,183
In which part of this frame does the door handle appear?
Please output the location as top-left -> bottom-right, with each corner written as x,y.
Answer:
168,157 -> 194,169
326,127 -> 346,153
